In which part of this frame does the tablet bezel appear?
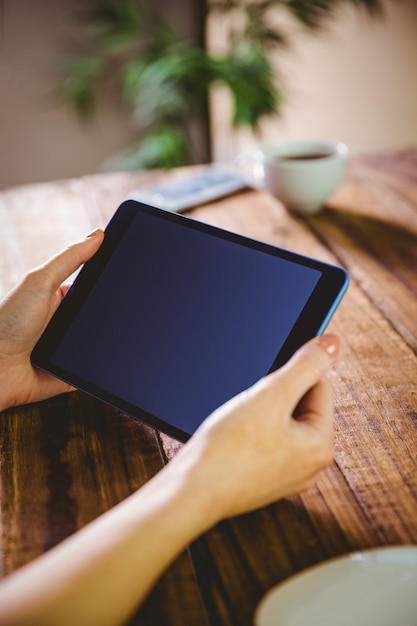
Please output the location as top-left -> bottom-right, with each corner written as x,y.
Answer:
31,200 -> 349,441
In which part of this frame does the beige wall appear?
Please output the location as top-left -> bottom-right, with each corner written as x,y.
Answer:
209,0 -> 417,161
1,0 -> 416,188
0,0 -> 134,188
0,0 -> 200,188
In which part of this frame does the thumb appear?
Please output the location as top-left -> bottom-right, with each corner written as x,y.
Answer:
278,334 -> 341,401
35,229 -> 105,293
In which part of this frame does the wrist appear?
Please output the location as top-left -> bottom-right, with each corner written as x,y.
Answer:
141,449 -> 223,543
0,380 -> 14,413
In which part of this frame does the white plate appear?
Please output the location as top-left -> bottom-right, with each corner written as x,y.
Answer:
254,546 -> 417,626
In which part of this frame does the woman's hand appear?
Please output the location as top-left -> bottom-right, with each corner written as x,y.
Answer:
171,333 -> 340,524
0,229 -> 104,411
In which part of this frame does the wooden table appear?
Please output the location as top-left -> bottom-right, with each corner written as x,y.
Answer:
1,149 -> 417,625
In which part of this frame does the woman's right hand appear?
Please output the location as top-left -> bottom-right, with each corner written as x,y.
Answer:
172,334 -> 340,525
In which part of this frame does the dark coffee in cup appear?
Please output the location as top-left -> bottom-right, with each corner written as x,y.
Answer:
279,152 -> 333,161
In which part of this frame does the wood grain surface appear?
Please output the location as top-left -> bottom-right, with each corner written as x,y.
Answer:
1,149 -> 416,625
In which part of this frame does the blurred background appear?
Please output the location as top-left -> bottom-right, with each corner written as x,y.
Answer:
1,0 -> 416,188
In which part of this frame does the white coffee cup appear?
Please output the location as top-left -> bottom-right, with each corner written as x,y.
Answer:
237,140 -> 348,214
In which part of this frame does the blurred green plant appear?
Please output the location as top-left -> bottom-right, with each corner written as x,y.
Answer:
60,0 -> 381,169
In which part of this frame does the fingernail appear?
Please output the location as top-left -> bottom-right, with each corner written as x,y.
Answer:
86,228 -> 102,239
318,334 -> 340,357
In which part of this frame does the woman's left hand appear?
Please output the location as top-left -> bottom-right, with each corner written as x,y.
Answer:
0,229 -> 104,411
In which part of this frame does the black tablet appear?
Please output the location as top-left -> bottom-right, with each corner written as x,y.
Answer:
32,200 -> 349,441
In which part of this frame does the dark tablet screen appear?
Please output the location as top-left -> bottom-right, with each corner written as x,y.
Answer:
32,200 -> 349,440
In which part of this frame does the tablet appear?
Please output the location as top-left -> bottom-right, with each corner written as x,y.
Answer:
31,200 -> 349,441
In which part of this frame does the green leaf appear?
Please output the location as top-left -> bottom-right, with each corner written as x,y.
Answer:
128,43 -> 213,126
243,3 -> 288,49
284,0 -> 337,30
214,45 -> 280,128
282,0 -> 381,30
107,124 -> 190,170
347,0 -> 382,16
83,0 -> 144,51
60,56 -> 105,114
122,58 -> 148,103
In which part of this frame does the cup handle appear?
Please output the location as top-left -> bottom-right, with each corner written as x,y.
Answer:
233,151 -> 265,189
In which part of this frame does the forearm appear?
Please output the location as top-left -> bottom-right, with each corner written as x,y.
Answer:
0,454 -> 216,626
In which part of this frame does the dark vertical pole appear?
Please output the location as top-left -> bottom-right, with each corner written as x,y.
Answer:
194,0 -> 212,162
157,0 -> 212,163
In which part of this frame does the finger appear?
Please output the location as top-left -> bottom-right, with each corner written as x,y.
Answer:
36,229 -> 104,293
293,377 -> 334,425
293,377 -> 335,471
277,334 -> 340,406
57,283 -> 72,300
